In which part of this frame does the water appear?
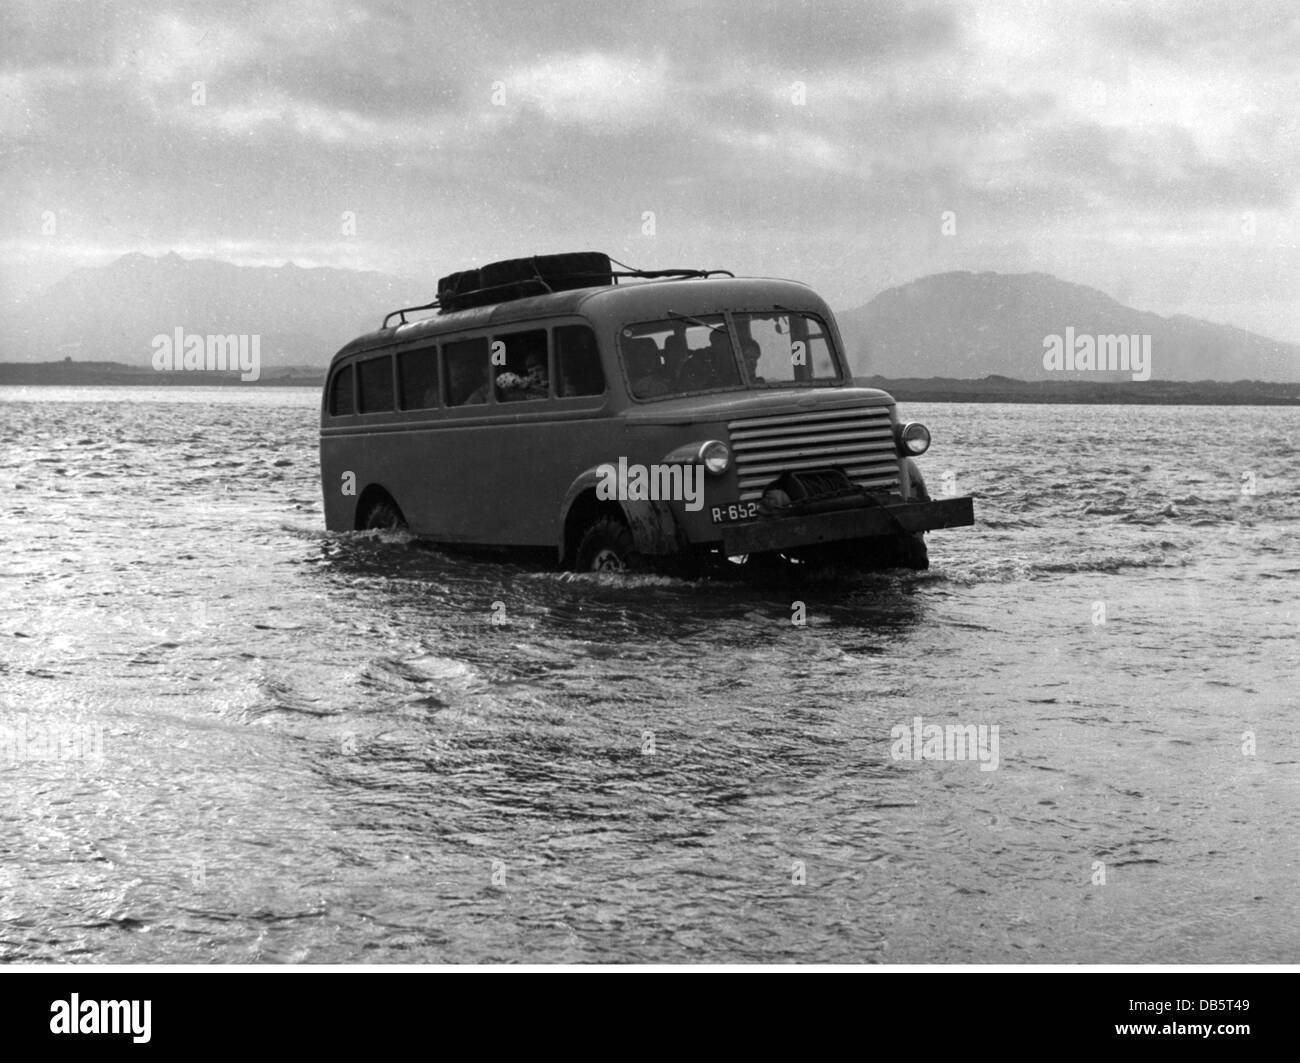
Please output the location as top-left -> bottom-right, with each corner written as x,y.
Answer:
1,385 -> 1297,963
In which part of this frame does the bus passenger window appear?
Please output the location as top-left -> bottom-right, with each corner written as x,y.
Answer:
398,347 -> 439,410
444,338 -> 490,406
329,364 -> 354,416
493,329 -> 549,402
555,325 -> 605,397
357,355 -> 395,413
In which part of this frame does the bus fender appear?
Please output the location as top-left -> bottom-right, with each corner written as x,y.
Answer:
899,457 -> 929,502
559,467 -> 682,562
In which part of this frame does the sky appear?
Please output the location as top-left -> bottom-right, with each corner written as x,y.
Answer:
2,0 -> 1297,341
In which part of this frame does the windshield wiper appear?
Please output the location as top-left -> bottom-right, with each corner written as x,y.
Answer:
666,310 -> 727,334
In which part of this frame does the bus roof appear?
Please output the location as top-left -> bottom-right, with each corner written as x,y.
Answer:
327,276 -> 831,366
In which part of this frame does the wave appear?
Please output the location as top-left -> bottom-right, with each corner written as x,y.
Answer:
927,550 -> 1188,583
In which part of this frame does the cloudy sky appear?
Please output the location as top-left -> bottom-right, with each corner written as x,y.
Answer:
3,0 -> 1297,340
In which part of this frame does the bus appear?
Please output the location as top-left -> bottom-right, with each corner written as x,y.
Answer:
319,252 -> 974,572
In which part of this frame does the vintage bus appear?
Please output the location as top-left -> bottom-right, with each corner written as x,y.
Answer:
319,252 -> 974,572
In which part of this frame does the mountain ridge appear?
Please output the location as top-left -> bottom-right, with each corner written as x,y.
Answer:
0,253 -> 426,369
2,254 -> 1296,381
837,270 -> 1299,382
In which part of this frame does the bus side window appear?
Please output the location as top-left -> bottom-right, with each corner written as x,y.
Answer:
444,337 -> 490,406
492,329 -> 549,402
398,347 -> 439,410
357,354 -> 395,413
329,364 -> 354,416
555,325 -> 605,397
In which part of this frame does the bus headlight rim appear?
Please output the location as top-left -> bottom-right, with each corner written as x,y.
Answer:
700,439 -> 731,475
899,422 -> 930,456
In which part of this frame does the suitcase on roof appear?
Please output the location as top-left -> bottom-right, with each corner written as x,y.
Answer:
438,252 -> 612,312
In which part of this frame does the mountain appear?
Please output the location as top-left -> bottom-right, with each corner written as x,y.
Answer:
5,257 -> 1297,383
0,253 -> 426,369
837,271 -> 1300,382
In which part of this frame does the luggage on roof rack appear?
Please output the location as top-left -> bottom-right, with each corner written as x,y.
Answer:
381,254 -> 735,328
437,252 -> 613,312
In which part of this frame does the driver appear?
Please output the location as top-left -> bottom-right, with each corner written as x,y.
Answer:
627,339 -> 671,397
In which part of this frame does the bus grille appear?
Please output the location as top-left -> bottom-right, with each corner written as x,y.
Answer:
727,406 -> 901,502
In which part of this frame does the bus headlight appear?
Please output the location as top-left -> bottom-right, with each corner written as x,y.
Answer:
663,439 -> 731,474
700,440 -> 731,475
899,422 -> 930,456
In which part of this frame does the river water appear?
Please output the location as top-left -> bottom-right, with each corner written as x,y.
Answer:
1,386 -> 1296,963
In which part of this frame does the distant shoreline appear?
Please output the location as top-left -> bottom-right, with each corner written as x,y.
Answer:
0,361 -> 323,388
854,375 -> 1300,406
2,360 -> 1299,404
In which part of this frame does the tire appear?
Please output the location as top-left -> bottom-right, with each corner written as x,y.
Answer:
574,516 -> 643,572
735,551 -> 814,586
894,462 -> 929,568
817,533 -> 928,572
743,550 -> 807,573
360,498 -> 406,531
896,532 -> 929,570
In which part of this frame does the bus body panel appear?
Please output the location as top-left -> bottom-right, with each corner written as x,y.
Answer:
319,275 -> 975,561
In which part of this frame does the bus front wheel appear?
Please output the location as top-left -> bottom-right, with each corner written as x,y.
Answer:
895,531 -> 929,570
574,517 -> 643,572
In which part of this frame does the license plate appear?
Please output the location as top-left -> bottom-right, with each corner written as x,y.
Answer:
710,501 -> 760,525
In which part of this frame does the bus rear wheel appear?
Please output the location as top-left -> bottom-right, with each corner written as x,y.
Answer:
360,497 -> 406,531
574,516 -> 643,572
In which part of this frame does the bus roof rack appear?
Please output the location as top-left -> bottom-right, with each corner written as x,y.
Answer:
381,253 -> 735,329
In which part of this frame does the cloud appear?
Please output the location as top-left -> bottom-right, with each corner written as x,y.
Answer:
0,0 -> 1296,342
505,51 -> 671,130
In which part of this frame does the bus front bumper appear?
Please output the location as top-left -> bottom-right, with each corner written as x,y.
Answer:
720,496 -> 975,555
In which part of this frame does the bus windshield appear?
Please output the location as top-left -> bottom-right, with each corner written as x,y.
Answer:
620,312 -> 841,399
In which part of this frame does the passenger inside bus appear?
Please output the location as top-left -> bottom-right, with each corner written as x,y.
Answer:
523,350 -> 548,394
663,333 -> 688,382
493,331 -> 550,402
497,349 -> 549,401
556,326 -> 605,396
448,353 -> 489,405
626,338 -> 671,397
677,329 -> 739,391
